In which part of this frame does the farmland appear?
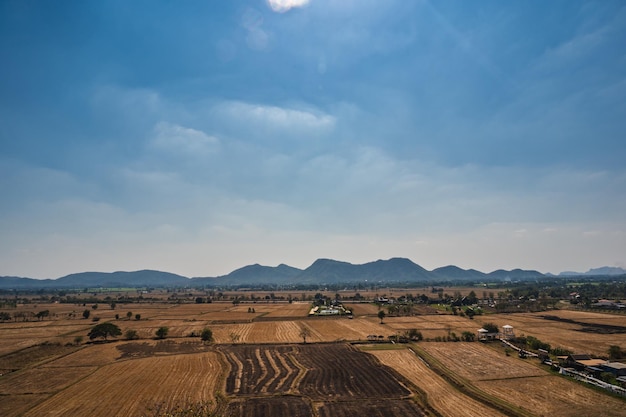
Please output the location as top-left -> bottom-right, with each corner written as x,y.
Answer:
0,294 -> 625,416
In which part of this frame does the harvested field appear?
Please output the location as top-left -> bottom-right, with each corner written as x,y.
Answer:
111,318 -> 212,339
0,366 -> 96,394
382,314 -> 478,340
307,316 -> 385,341
478,311 -> 626,357
0,393 -> 48,417
2,300 -> 625,417
212,317 -> 385,344
259,302 -> 311,318
116,340 -> 210,359
0,323 -> 91,354
212,321 -> 304,344
476,375 -> 626,417
22,351 -> 224,417
44,341 -> 121,367
0,343 -> 81,373
420,342 -> 544,381
344,303 -> 385,315
370,348 -> 507,417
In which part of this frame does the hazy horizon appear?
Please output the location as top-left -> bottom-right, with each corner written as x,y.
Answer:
1,1 -> 625,279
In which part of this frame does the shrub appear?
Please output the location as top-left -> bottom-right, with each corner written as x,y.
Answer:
201,328 -> 213,343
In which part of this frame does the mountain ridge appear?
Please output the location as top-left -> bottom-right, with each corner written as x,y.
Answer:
1,259 -> 624,289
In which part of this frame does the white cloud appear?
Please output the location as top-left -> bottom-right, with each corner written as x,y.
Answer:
214,101 -> 335,132
267,0 -> 310,13
151,122 -> 219,155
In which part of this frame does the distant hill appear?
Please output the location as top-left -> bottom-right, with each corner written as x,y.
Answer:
0,270 -> 190,289
432,265 -> 486,280
195,258 -> 540,285
194,263 -> 302,285
487,268 -> 545,280
294,257 -> 432,284
0,276 -> 55,288
13,259 -> 624,289
55,270 -> 190,287
559,266 -> 626,277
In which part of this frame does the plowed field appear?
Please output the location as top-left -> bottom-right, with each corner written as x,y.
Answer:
219,343 -> 422,416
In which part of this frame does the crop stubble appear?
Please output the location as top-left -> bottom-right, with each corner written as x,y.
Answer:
22,351 -> 223,417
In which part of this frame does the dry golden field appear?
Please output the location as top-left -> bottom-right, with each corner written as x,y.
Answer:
0,298 -> 624,416
474,310 -> 626,357
370,348 -> 508,417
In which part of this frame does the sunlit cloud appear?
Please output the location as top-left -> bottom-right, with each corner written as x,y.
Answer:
266,0 -> 310,13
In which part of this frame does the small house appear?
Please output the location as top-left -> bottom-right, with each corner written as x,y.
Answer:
477,328 -> 497,341
564,354 -> 607,371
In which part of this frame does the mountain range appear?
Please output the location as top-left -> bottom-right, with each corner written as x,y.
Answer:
0,258 -> 623,289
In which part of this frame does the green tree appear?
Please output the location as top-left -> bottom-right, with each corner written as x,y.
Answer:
461,331 -> 476,342
82,309 -> 90,319
73,335 -> 84,345
406,329 -> 423,341
135,314 -> 141,320
88,322 -> 122,341
608,345 -> 623,360
483,323 -> 499,334
201,328 -> 213,343
127,311 -> 132,320
125,329 -> 138,340
467,291 -> 478,305
156,326 -> 169,339
36,310 -> 50,320
378,310 -> 386,324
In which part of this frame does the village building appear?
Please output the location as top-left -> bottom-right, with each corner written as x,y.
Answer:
563,354 -> 607,372
477,328 -> 498,341
501,324 -> 515,340
600,362 -> 626,377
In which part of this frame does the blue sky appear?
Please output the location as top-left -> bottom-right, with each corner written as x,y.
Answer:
1,0 -> 625,278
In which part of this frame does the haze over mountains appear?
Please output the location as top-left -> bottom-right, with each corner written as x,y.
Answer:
1,258 -> 624,289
